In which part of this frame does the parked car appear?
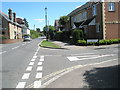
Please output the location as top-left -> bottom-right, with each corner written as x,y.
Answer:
23,35 -> 31,41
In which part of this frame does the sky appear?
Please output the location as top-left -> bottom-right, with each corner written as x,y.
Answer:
2,2 -> 86,31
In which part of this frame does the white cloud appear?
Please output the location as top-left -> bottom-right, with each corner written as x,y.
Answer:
34,19 -> 45,22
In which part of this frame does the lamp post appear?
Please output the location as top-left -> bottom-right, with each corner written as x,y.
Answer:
45,7 -> 48,41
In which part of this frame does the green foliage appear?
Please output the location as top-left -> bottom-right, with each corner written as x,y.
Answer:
54,31 -> 63,41
54,31 -> 71,41
77,40 -> 86,46
72,29 -> 84,44
76,39 -> 120,46
59,16 -> 70,25
36,28 -> 40,32
30,30 -> 40,39
23,18 -> 29,28
40,40 -> 61,48
99,39 -> 120,45
43,25 -> 55,37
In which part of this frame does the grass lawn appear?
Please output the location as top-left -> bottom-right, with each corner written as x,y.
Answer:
40,40 -> 61,48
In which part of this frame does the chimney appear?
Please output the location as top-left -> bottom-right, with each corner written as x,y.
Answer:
13,12 -> 16,22
8,8 -> 12,20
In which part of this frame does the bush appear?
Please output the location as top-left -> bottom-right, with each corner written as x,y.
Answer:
99,39 -> 120,45
53,31 -> 71,41
72,29 -> 84,44
77,40 -> 86,46
54,31 -> 63,41
30,30 -> 40,39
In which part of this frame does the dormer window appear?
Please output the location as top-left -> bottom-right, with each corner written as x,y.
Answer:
108,2 -> 115,11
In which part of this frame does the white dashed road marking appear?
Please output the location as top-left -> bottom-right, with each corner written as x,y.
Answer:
16,82 -> 26,88
22,73 -> 30,79
36,72 -> 42,79
31,58 -> 36,61
40,59 -> 44,61
37,66 -> 43,71
26,66 -> 33,71
29,62 -> 34,65
34,81 -> 41,88
16,44 -> 44,88
38,62 -> 42,65
33,56 -> 37,59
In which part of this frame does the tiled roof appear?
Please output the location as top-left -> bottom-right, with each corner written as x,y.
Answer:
0,10 -> 22,27
67,2 -> 92,17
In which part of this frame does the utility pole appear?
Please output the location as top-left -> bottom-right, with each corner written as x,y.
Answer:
45,7 -> 48,41
34,25 -> 35,31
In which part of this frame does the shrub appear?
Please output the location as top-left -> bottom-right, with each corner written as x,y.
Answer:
54,31 -> 63,41
30,30 -> 40,39
77,40 -> 86,46
72,29 -> 84,44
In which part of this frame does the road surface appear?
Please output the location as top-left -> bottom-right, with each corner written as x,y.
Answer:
0,37 -> 119,88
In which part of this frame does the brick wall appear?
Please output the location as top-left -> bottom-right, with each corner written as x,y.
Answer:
104,2 -> 120,39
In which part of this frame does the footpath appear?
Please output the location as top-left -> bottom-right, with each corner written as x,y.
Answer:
42,41 -> 119,88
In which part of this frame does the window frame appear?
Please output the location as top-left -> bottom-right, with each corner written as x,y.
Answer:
108,2 -> 115,12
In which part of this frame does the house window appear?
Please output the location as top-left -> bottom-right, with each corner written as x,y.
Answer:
92,4 -> 97,16
108,2 -> 115,11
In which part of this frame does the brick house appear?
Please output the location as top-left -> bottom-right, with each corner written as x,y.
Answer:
0,9 -> 23,39
67,1 -> 120,40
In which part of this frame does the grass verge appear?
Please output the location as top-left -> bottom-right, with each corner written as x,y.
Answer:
40,40 -> 61,48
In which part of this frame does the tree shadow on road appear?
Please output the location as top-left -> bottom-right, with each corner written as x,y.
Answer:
83,65 -> 119,88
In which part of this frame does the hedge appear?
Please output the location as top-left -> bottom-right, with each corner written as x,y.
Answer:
54,31 -> 71,41
72,29 -> 84,44
77,39 -> 120,46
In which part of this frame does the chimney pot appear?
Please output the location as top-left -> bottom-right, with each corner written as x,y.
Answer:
13,12 -> 16,22
8,8 -> 12,20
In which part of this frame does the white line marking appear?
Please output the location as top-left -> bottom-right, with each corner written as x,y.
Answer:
22,44 -> 25,46
36,72 -> 42,79
67,54 -> 115,61
40,56 -> 44,59
37,66 -> 43,71
70,53 -> 95,56
40,59 -> 44,61
22,73 -> 30,79
29,62 -> 34,65
16,82 -> 26,88
41,58 -> 118,88
0,51 -> 7,54
12,46 -> 20,49
31,58 -> 36,61
34,52 -> 38,56
33,56 -> 37,59
38,62 -> 42,65
26,66 -> 32,71
34,81 -> 41,88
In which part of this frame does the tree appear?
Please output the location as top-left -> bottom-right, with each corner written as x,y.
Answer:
43,25 -> 55,40
23,18 -> 29,28
36,28 -> 40,32
59,16 -> 70,26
